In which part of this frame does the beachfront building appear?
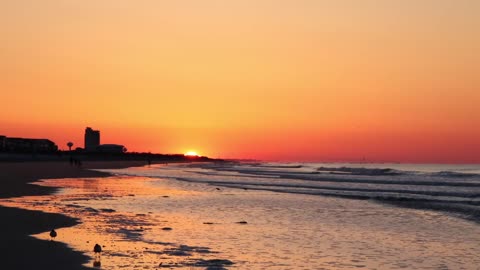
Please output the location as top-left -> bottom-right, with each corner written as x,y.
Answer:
0,136 -> 6,151
85,127 -> 100,151
0,137 -> 58,153
96,144 -> 126,154
83,127 -> 127,154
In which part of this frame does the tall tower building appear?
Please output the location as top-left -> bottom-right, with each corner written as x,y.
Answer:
0,135 -> 6,151
84,127 -> 100,151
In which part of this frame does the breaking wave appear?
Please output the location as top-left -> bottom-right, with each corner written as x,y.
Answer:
103,162 -> 480,221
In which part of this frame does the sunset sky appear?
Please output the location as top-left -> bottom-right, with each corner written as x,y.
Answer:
1,1 -> 479,163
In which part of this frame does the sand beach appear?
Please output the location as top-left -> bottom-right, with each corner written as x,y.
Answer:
0,161 -> 149,270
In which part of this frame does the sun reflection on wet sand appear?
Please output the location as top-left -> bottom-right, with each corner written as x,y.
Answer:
0,177 -> 233,269
2,171 -> 480,269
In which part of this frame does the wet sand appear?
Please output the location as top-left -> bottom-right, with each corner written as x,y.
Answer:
0,161 -> 150,270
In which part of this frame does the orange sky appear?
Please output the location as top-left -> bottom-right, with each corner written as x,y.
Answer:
1,1 -> 479,163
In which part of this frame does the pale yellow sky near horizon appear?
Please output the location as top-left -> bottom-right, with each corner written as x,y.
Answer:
1,1 -> 479,162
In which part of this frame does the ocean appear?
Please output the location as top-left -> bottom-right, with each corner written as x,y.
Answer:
2,162 -> 480,269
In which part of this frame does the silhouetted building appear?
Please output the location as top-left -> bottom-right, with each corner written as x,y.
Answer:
0,136 -> 6,151
85,127 -> 100,151
96,144 -> 126,154
0,137 -> 58,153
83,127 -> 127,154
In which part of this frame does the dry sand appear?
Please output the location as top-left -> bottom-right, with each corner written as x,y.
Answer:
0,161 -> 150,270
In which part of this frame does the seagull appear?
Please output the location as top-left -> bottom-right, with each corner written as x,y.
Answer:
93,244 -> 102,266
50,229 -> 57,241
94,244 -> 102,254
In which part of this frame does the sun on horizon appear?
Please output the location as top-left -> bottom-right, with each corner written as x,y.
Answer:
184,151 -> 200,157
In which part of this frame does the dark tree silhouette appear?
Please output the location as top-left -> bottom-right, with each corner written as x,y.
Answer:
67,142 -> 73,151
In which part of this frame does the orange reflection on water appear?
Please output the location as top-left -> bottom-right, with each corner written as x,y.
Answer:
36,176 -> 198,197
0,177 -> 228,269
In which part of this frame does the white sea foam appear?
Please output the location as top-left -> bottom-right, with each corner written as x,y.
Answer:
100,162 -> 480,219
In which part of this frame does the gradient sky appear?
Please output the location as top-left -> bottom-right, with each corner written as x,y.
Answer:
1,0 -> 479,163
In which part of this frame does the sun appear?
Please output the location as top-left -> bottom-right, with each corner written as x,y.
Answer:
184,151 -> 199,157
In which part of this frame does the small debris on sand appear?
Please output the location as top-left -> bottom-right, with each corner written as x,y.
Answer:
235,221 -> 248,224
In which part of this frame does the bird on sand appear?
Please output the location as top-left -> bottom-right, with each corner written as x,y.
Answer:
94,244 -> 102,254
93,244 -> 102,266
50,229 -> 57,241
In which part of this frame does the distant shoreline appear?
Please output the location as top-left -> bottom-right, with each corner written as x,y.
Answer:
0,151 -> 218,163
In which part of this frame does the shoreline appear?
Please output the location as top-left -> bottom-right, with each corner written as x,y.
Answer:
0,160 -> 153,270
3,161 -> 480,269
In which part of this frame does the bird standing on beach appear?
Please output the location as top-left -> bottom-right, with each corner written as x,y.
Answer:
94,244 -> 102,254
50,229 -> 57,241
93,244 -> 102,267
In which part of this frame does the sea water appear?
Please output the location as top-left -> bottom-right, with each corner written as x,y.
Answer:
2,162 -> 480,269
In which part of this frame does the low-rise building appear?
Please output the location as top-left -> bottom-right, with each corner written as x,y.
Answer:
96,144 -> 126,154
1,137 -> 58,153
